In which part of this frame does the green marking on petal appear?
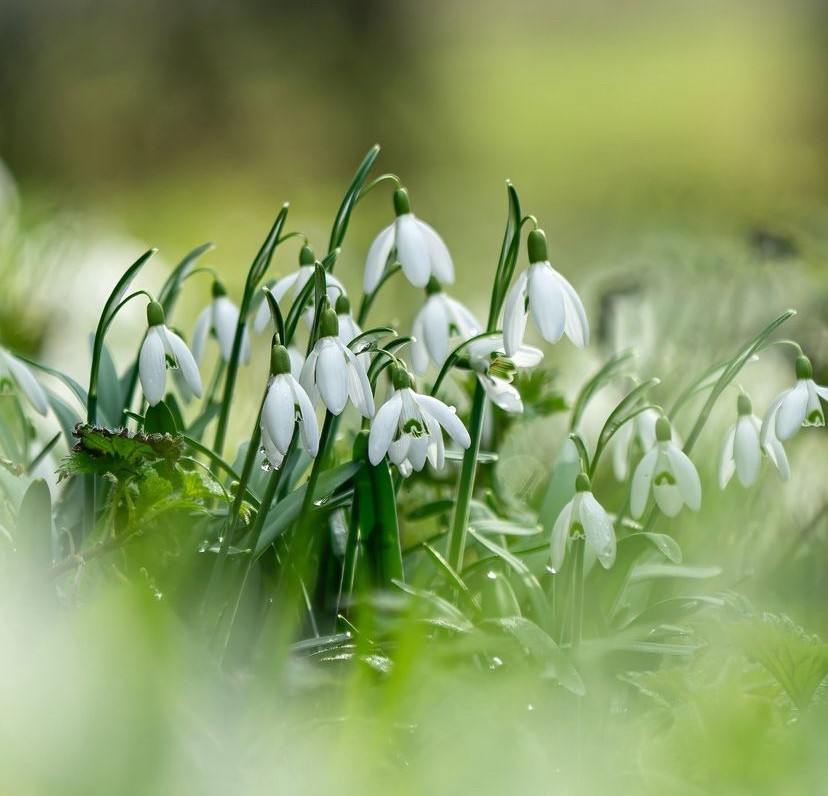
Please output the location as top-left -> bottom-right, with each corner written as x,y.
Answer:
654,471 -> 676,486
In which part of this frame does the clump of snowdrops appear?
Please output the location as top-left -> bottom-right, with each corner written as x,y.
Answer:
0,145 -> 825,688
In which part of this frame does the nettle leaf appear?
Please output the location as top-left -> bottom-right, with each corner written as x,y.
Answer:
59,424 -> 184,480
737,613 -> 828,711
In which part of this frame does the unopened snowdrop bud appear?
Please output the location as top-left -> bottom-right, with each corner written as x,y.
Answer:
139,301 -> 202,407
192,279 -> 251,365
631,416 -> 701,518
550,471 -> 616,573
363,186 -> 454,293
0,347 -> 49,416
260,343 -> 319,469
300,307 -> 374,418
761,354 -> 828,444
502,227 -> 589,357
720,393 -> 789,489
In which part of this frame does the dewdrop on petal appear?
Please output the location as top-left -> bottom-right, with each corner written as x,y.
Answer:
363,187 -> 454,294
139,301 -> 203,407
761,355 -> 828,444
502,228 -> 589,357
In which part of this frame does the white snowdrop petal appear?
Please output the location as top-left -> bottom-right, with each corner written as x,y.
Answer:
388,435 -> 411,466
337,314 -> 361,346
734,415 -> 760,487
423,298 -> 452,366
775,382 -> 809,441
3,352 -> 49,416
395,214 -> 431,288
480,375 -> 523,413
423,410 -> 444,468
299,350 -> 319,404
260,424 -> 285,469
414,394 -> 470,449
527,264 -> 566,346
760,393 -> 785,448
804,381 -> 825,426
447,295 -> 482,338
665,445 -> 701,511
369,393 -> 403,465
213,297 -> 240,363
138,327 -> 168,406
410,310 -> 429,375
813,382 -> 828,401
191,307 -> 211,364
165,328 -> 203,399
511,344 -> 543,369
418,219 -> 455,284
630,447 -> 659,519
654,482 -> 684,517
550,498 -> 575,573
287,267 -> 313,301
763,431 -> 791,482
718,425 -> 736,489
580,492 -> 616,569
364,223 -> 395,294
316,339 -> 349,415
553,268 -> 590,348
264,376 -> 295,452
253,293 -> 273,334
289,377 -> 320,457
408,434 -> 430,471
343,344 -> 375,418
502,270 -> 529,358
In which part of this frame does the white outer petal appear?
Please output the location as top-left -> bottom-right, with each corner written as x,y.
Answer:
260,424 -> 285,469
191,307 -> 211,364
502,269 -> 529,357
664,444 -> 701,511
316,338 -> 349,415
479,375 -> 523,413
423,295 -> 451,366
580,492 -> 616,569
342,343 -> 375,418
138,326 -> 167,406
253,290 -> 274,334
337,313 -> 362,346
630,447 -> 659,519
369,391 -> 403,465
734,414 -> 760,487
775,382 -> 808,441
804,380 -> 825,426
413,393 -> 470,449
552,267 -> 590,348
718,425 -> 736,489
424,409 -> 445,469
527,263 -> 566,346
2,352 -> 49,416
164,328 -> 203,399
299,349 -> 320,407
760,391 -> 786,448
511,344 -> 543,369
364,222 -> 395,294
417,218 -> 455,284
395,213 -> 430,288
550,498 -> 575,573
761,420 -> 790,482
613,419 -> 634,482
289,375 -> 320,457
410,306 -> 429,375
213,296 -> 240,362
813,382 -> 828,401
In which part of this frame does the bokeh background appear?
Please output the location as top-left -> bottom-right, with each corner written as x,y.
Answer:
2,2 -> 828,794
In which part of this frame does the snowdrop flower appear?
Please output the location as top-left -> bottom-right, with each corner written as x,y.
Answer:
253,245 -> 345,333
720,394 -> 789,489
287,345 -> 305,381
466,335 -> 542,414
761,355 -> 828,444
139,301 -> 203,407
363,187 -> 454,294
335,294 -> 370,371
550,473 -> 616,572
368,364 -> 471,473
0,347 -> 48,415
631,417 -> 701,518
192,280 -> 250,365
612,406 -> 682,481
300,305 -> 374,418
260,344 -> 319,469
411,277 -> 481,374
502,229 -> 589,357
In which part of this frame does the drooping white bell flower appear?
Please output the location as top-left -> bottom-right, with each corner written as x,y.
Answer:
0,347 -> 49,415
334,294 -> 370,371
411,277 -> 481,374
300,305 -> 374,418
761,355 -> 828,444
192,280 -> 250,365
502,229 -> 589,357
253,245 -> 346,333
139,301 -> 203,407
550,473 -> 616,573
631,416 -> 701,518
612,406 -> 683,482
260,344 -> 319,469
720,394 -> 789,489
466,334 -> 542,414
363,188 -> 454,294
368,363 -> 470,473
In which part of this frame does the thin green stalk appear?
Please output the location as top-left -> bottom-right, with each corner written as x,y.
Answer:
571,536 -> 585,650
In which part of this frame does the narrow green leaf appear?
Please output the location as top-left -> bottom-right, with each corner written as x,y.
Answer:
570,349 -> 636,431
329,145 -> 381,254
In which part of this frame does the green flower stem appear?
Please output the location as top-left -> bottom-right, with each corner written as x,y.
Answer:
447,380 -> 487,571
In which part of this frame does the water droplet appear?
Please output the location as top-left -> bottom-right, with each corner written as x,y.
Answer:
546,565 -> 558,575
313,497 -> 328,507
527,703 -> 534,712
486,571 -> 498,580
489,656 -> 503,669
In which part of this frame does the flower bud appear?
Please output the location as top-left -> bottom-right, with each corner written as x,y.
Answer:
335,294 -> 351,315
